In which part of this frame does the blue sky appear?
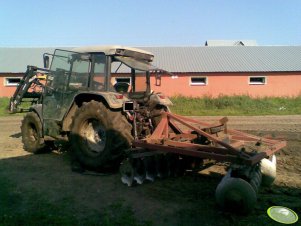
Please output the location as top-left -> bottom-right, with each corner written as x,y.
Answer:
0,0 -> 300,47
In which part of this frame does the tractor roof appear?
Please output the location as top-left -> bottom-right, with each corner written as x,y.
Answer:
72,45 -> 154,62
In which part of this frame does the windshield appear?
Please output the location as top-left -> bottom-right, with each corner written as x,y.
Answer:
46,50 -> 90,91
46,49 -> 106,92
111,56 -> 152,96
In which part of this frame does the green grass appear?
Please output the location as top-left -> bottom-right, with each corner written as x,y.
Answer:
170,95 -> 301,116
0,175 -> 151,226
2,95 -> 301,116
0,97 -> 10,116
0,97 -> 33,116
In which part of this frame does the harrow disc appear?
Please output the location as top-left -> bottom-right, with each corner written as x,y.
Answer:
155,154 -> 170,178
120,153 -> 189,186
120,159 -> 135,186
143,156 -> 157,182
120,158 -> 147,186
133,158 -> 146,184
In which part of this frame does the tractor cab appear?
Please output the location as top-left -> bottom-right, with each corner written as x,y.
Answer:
70,45 -> 156,96
44,46 -> 159,101
42,46 -> 171,124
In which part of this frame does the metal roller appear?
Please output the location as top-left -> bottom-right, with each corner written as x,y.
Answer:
216,169 -> 257,213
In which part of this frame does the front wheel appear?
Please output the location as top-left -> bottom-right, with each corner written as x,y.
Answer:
70,101 -> 133,170
21,112 -> 48,153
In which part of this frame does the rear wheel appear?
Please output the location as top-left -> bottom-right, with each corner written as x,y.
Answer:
70,100 -> 133,170
21,112 -> 47,153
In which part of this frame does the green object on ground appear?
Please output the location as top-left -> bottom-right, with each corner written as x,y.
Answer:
267,206 -> 298,224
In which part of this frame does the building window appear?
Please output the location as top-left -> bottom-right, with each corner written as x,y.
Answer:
190,76 -> 207,86
249,76 -> 267,85
4,77 -> 22,86
115,77 -> 131,84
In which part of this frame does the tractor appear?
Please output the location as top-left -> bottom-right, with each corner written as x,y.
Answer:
9,46 -> 286,213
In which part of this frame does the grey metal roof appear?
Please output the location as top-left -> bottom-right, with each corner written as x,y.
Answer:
1,46 -> 301,73
0,48 -> 57,73
140,46 -> 301,73
205,40 -> 258,46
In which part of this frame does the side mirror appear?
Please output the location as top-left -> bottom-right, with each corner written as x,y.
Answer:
43,55 -> 50,68
155,71 -> 161,86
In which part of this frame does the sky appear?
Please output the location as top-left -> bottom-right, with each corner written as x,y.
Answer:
0,0 -> 301,47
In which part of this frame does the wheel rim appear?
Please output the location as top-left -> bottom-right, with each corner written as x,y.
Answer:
80,119 -> 107,155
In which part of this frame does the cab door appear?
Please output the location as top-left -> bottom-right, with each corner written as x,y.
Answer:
43,50 -> 72,122
42,50 -> 90,136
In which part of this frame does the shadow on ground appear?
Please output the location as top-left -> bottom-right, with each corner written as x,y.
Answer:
0,151 -> 300,226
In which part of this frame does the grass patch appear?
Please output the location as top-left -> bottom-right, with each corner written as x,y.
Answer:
2,95 -> 301,117
0,97 -> 33,117
0,175 -> 151,226
170,95 -> 301,116
0,98 -> 11,116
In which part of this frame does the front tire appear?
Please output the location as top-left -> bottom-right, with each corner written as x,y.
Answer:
70,101 -> 133,170
21,112 -> 47,153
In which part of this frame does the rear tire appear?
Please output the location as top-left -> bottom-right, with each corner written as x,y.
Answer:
70,100 -> 133,170
21,112 -> 47,153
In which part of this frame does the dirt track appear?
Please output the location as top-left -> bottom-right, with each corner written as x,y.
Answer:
0,116 -> 300,225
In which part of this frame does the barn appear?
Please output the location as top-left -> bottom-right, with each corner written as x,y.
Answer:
1,44 -> 301,98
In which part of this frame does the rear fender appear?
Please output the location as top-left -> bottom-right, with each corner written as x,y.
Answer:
149,92 -> 173,109
62,92 -> 128,131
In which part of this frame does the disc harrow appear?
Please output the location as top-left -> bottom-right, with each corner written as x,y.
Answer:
120,112 -> 286,213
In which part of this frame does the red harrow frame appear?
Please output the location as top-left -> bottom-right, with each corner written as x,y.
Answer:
133,112 -> 286,166
121,112 -> 286,213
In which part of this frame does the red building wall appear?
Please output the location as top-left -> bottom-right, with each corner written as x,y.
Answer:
1,72 -> 301,98
150,72 -> 301,97
0,74 -> 24,97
